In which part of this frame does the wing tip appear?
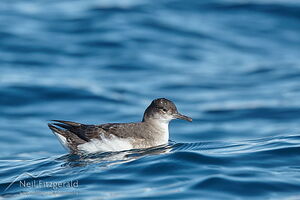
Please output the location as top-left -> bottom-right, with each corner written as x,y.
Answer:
51,120 -> 81,126
48,123 -> 66,136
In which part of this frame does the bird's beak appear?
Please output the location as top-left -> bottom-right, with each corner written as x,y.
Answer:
173,113 -> 192,122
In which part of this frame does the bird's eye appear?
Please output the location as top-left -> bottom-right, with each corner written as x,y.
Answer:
158,107 -> 167,112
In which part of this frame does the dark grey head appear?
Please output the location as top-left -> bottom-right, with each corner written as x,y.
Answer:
142,98 -> 192,123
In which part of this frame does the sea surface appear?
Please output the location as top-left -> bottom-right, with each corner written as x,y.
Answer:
1,0 -> 300,199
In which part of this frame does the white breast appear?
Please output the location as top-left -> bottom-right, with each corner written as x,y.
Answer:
149,120 -> 170,146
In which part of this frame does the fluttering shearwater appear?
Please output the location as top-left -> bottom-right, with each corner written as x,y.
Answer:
48,98 -> 192,154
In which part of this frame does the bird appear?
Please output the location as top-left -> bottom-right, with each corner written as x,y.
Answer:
48,98 -> 192,154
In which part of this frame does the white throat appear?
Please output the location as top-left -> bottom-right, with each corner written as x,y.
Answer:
148,119 -> 170,146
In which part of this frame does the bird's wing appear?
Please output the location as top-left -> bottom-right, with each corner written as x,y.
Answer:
50,120 -> 141,142
51,120 -> 107,142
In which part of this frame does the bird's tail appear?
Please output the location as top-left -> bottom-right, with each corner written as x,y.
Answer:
48,122 -> 85,153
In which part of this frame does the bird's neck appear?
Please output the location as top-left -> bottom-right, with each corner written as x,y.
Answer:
146,119 -> 170,146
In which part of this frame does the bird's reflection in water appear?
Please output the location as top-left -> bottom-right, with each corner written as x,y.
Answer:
58,143 -> 174,168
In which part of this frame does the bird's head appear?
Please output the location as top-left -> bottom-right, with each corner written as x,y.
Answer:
143,98 -> 192,123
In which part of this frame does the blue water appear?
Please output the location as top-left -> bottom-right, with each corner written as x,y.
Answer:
1,0 -> 300,199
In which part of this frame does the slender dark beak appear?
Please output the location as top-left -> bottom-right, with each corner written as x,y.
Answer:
173,113 -> 192,122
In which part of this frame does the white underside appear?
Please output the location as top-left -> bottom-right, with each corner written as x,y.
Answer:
77,134 -> 133,153
54,133 -> 69,151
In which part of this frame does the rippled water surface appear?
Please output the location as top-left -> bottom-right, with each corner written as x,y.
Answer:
1,0 -> 300,199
